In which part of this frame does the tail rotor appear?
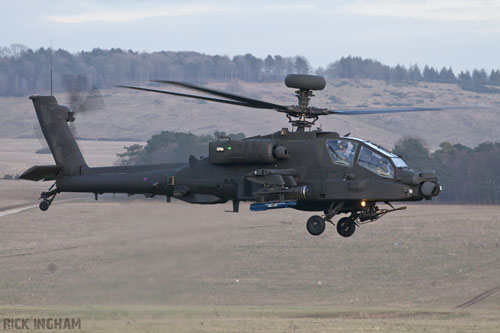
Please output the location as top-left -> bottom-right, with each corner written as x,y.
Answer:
61,74 -> 105,139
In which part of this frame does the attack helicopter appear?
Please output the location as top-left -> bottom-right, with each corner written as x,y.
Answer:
21,74 -> 447,237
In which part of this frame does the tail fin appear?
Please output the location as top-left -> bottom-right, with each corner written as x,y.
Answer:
30,95 -> 87,176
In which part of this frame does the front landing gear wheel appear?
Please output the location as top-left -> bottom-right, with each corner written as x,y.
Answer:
337,217 -> 356,237
39,200 -> 50,211
307,215 -> 325,236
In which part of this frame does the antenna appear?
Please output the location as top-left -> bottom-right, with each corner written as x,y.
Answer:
50,41 -> 53,96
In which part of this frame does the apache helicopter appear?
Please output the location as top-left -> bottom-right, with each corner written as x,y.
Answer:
21,74 -> 447,237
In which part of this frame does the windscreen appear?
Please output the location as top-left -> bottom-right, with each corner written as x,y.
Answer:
357,146 -> 395,178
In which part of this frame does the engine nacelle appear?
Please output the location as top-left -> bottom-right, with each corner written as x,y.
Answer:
209,140 -> 276,165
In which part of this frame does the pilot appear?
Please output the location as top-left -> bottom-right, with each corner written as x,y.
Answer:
377,159 -> 390,176
338,142 -> 348,161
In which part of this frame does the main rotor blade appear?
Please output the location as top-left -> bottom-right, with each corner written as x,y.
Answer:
153,80 -> 288,111
329,105 -> 484,115
117,85 -> 261,108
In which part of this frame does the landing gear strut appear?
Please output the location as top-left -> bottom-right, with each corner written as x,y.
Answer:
39,183 -> 58,211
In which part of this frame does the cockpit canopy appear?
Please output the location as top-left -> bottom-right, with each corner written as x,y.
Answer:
326,138 -> 408,179
326,140 -> 358,168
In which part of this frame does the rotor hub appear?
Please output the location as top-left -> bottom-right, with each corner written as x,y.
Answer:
284,74 -> 328,131
295,89 -> 314,107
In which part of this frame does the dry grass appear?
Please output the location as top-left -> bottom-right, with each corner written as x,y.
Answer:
0,306 -> 498,332
0,79 -> 499,150
0,183 -> 499,309
0,138 -> 141,177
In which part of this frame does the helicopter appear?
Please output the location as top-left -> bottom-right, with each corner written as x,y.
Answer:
21,74 -> 448,237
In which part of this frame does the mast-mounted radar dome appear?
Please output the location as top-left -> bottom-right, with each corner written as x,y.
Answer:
285,74 -> 326,91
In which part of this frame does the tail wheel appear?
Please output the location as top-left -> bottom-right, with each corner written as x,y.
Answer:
306,215 -> 326,236
337,217 -> 356,237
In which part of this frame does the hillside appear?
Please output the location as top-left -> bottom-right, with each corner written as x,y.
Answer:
1,78 -> 499,149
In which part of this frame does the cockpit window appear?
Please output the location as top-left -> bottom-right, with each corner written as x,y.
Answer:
357,146 -> 395,178
327,140 -> 358,167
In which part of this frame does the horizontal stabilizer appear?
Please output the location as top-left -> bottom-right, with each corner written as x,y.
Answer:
19,165 -> 63,181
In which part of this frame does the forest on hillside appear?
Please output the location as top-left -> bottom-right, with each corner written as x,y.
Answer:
1,44 -> 500,97
393,138 -> 500,204
116,131 -> 500,205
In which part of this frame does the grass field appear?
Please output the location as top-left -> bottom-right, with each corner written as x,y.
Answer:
0,306 -> 498,332
0,177 -> 499,331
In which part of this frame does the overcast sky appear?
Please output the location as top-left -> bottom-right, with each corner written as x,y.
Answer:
2,0 -> 499,71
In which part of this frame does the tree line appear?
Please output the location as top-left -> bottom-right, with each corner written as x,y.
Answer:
117,130 -> 245,165
0,45 -> 303,96
1,44 -> 499,96
322,56 -> 500,94
394,137 -> 500,204
322,56 -> 500,85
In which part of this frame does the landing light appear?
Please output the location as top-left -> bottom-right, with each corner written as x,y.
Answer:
361,200 -> 366,207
